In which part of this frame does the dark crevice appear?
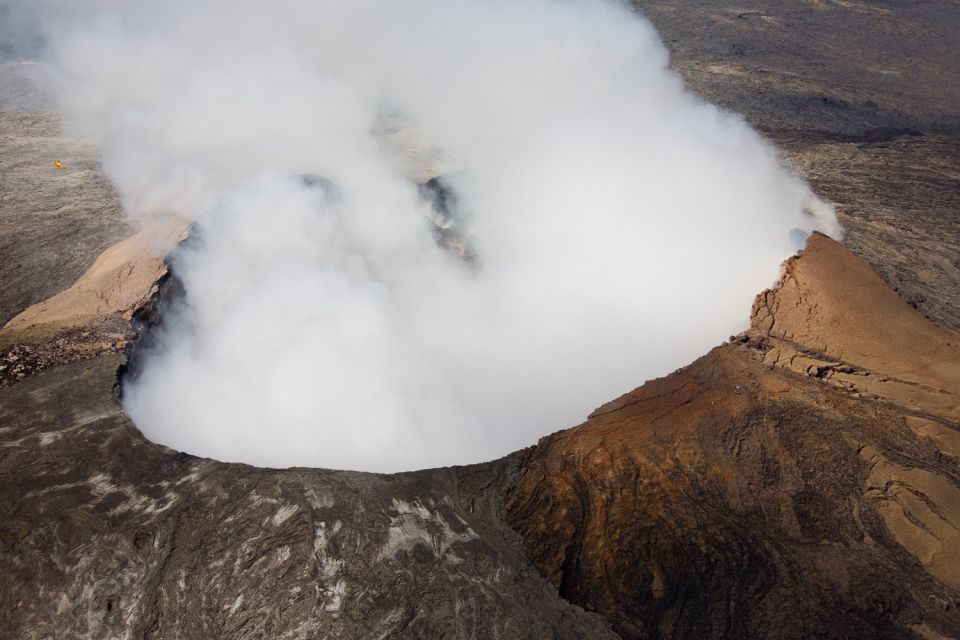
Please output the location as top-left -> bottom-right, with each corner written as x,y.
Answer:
115,242 -> 191,397
418,174 -> 479,265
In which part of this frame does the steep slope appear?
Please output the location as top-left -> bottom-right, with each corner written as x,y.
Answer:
505,233 -> 960,639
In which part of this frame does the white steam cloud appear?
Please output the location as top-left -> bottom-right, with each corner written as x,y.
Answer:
13,0 -> 840,471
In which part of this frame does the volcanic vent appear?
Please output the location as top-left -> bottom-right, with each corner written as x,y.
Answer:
33,0 -> 842,472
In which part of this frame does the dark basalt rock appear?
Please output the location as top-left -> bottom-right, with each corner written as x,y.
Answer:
419,174 -> 479,264
0,356 -> 617,639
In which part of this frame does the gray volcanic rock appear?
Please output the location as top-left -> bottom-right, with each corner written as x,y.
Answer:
0,355 -> 616,639
0,66 -> 131,327
639,0 -> 960,137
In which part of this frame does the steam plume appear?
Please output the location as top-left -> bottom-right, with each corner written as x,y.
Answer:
8,0 -> 841,471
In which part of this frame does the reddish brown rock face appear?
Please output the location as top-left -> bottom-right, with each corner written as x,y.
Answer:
505,234 -> 960,639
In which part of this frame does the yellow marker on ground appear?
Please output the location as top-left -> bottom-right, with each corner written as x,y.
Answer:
53,161 -> 62,168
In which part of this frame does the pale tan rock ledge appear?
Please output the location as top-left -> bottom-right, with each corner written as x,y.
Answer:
0,216 -> 189,384
749,231 -> 960,423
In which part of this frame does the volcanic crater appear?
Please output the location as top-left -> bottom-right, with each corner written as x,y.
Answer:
2,1 -> 960,639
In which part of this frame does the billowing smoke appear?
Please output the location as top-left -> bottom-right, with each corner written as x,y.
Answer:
12,0 -> 840,471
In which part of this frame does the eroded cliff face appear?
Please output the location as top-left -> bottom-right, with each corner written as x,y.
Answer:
504,234 -> 960,639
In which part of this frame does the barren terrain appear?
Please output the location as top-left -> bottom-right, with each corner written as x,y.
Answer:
1,2 -> 958,638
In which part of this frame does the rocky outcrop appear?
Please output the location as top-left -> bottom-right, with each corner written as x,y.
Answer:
1,215 -> 188,338
0,216 -> 188,385
504,234 -> 960,639
751,232 -> 959,422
